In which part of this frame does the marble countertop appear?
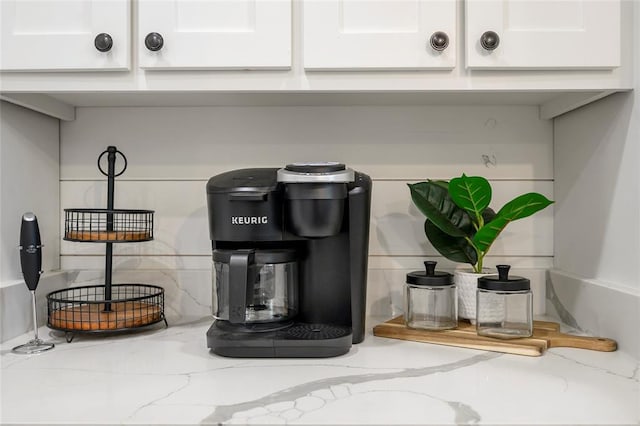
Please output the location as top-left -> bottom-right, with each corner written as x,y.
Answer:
1,317 -> 638,425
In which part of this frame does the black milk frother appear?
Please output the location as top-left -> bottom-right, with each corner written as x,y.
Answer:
12,212 -> 55,354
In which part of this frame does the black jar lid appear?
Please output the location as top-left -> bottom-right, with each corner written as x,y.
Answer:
477,265 -> 530,291
406,261 -> 453,286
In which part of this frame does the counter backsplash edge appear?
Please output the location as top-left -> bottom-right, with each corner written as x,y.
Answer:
546,269 -> 640,359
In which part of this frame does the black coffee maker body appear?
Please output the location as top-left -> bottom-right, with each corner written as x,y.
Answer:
206,163 -> 371,357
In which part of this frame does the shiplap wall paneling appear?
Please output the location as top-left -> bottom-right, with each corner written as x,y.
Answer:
371,180 -> 553,257
60,254 -> 554,272
59,105 -> 553,319
60,106 -> 552,180
60,179 -> 553,259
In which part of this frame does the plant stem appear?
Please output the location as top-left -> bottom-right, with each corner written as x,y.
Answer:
472,214 -> 484,269
475,254 -> 484,274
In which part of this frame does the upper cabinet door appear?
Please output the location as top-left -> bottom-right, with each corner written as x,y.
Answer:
0,0 -> 130,71
303,0 -> 456,70
138,0 -> 291,70
466,0 -> 621,69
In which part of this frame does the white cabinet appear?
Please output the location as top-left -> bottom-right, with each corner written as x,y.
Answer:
303,0 -> 456,70
0,0 -> 130,71
466,0 -> 621,69
0,0 -> 630,93
304,0 -> 621,71
138,0 -> 291,70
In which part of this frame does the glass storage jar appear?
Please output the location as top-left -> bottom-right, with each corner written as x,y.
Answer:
405,261 -> 456,330
476,265 -> 532,339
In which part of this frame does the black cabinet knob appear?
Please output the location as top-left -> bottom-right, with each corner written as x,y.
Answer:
429,31 -> 449,52
145,32 -> 164,52
94,33 -> 113,52
480,31 -> 500,51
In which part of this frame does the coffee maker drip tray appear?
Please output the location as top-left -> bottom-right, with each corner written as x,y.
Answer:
207,321 -> 353,358
285,324 -> 351,340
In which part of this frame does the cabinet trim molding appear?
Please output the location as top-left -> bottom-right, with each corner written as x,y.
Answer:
0,94 -> 75,121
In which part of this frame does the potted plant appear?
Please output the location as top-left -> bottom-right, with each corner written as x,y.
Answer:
408,174 -> 553,321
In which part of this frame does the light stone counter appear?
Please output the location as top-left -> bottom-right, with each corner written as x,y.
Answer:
1,317 -> 638,425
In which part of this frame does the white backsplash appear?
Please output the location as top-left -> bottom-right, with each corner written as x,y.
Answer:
56,105 -> 552,335
57,265 -> 547,328
1,103 -> 555,342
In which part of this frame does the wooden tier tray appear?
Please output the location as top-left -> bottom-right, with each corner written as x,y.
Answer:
63,208 -> 154,243
49,302 -> 162,331
65,230 -> 151,242
373,316 -> 617,357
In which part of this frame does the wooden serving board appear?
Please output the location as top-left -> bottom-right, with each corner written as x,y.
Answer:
373,316 -> 617,357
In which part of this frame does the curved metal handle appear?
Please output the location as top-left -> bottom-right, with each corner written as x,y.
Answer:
94,33 -> 113,52
144,32 -> 164,52
480,31 -> 500,51
97,146 -> 128,177
429,31 -> 449,52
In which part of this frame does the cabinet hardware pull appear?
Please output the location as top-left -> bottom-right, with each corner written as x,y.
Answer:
145,32 -> 164,52
429,31 -> 449,52
480,31 -> 500,51
94,33 -> 113,52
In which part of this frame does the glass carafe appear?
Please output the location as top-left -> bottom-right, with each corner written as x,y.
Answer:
212,249 -> 298,324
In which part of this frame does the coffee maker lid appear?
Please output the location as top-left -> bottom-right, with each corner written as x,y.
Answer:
277,162 -> 355,183
207,168 -> 279,194
285,162 -> 345,173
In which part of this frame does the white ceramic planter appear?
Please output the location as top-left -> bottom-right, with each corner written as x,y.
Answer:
454,268 -> 492,322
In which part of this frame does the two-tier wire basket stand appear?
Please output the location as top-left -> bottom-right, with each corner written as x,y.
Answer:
47,146 -> 167,342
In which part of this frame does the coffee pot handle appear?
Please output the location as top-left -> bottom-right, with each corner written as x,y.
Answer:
228,250 -> 254,324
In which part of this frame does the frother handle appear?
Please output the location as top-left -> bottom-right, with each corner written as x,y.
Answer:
229,250 -> 254,324
20,213 -> 42,291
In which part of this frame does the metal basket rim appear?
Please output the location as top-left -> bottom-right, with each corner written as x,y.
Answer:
63,236 -> 154,243
46,283 -> 165,304
64,208 -> 155,214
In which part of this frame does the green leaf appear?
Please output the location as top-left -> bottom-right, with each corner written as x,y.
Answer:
473,193 -> 554,252
448,174 -> 492,221
408,182 -> 471,237
425,220 -> 477,265
459,207 -> 495,236
428,179 -> 450,191
472,216 -> 509,254
481,207 -> 497,224
496,192 -> 554,222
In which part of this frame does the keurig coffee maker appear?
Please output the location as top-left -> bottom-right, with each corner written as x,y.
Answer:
206,163 -> 371,357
